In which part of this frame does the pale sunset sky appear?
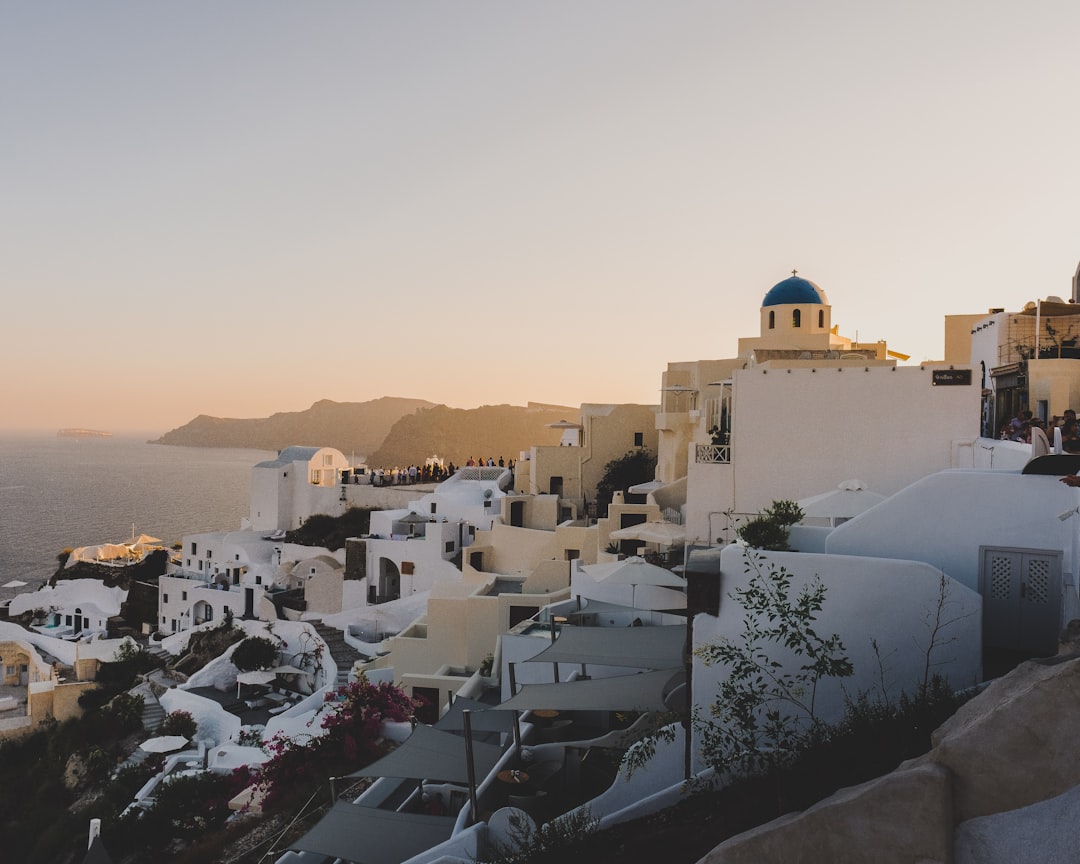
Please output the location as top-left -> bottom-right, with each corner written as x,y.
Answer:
3,1 -> 1080,435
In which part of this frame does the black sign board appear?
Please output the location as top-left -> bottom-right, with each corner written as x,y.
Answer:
931,369 -> 972,386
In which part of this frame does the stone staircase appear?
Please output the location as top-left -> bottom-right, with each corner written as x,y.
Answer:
131,681 -> 166,732
146,643 -> 177,668
311,621 -> 364,689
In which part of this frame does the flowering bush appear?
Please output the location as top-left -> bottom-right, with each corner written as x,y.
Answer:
253,677 -> 425,807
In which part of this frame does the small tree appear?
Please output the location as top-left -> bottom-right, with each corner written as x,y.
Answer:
595,449 -> 657,518
232,636 -> 280,672
694,550 -> 852,775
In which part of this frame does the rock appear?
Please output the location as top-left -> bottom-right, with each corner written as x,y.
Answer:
954,783 -> 1080,864
699,763 -> 952,864
917,655 -> 1080,822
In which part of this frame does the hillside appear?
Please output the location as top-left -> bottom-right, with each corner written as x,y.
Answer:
366,402 -> 577,467
152,398 -> 580,466
150,397 -> 436,456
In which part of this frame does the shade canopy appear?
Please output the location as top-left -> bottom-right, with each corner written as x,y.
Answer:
581,557 -> 686,588
347,722 -> 504,783
1,580 -> 28,589
435,697 -> 516,734
609,520 -> 686,547
797,479 -> 886,519
525,625 -> 684,670
290,801 -> 456,864
498,668 -> 683,713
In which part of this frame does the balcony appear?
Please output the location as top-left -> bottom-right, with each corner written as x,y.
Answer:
696,444 -> 731,464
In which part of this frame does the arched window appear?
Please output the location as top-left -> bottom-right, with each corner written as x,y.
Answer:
818,309 -> 824,328
768,310 -> 775,329
792,309 -> 801,328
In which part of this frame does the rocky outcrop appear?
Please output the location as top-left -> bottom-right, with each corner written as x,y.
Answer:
954,784 -> 1080,864
919,654 -> 1080,822
700,655 -> 1080,864
701,763 -> 953,864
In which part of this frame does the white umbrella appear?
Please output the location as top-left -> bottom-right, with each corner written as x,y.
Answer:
581,556 -> 685,609
237,670 -> 277,686
797,479 -> 886,524
609,520 -> 686,547
140,735 -> 190,754
1,580 -> 28,589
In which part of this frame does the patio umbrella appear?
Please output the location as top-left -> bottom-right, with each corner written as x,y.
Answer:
609,520 -> 686,547
581,557 -> 685,609
1,580 -> 28,589
797,479 -> 886,525
140,735 -> 189,754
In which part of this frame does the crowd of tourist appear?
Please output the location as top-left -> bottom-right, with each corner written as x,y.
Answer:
1001,408 -> 1080,456
364,457 -> 517,487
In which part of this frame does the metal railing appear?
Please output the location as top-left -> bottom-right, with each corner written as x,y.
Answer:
695,444 -> 731,464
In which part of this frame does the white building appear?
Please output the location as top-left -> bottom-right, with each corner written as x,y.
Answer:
648,274 -> 979,545
248,446 -> 353,532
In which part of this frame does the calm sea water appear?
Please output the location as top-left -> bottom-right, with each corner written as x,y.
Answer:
0,436 -> 276,601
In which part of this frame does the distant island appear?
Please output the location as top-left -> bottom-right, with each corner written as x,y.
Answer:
151,397 -> 577,465
57,428 -> 112,439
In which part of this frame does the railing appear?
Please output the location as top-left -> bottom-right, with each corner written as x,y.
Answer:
696,444 -> 731,464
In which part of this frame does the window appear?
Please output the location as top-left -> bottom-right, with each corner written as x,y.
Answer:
634,432 -> 644,447
163,594 -> 169,604
430,503 -> 437,514
182,591 -> 187,601
311,470 -> 321,484
323,454 -> 333,466
768,310 -> 775,329
206,550 -> 212,559
792,309 -> 801,328
190,542 -> 197,555
818,309 -> 824,328
445,541 -> 455,553
401,562 -> 415,575
198,561 -> 203,571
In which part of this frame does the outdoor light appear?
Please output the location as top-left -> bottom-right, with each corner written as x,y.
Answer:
1058,507 -> 1078,522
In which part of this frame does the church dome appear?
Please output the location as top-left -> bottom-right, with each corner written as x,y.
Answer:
762,275 -> 828,307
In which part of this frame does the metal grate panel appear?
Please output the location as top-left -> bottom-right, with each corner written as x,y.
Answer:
1026,559 -> 1050,605
990,556 -> 1013,601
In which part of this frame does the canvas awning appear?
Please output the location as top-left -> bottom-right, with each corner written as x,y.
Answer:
346,722 -> 504,783
498,668 -> 683,713
609,520 -> 686,547
290,801 -> 456,864
435,697 -> 516,734
524,625 -> 685,670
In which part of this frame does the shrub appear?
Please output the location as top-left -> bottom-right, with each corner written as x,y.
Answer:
159,710 -> 197,739
595,449 -> 657,518
736,499 -> 804,551
231,636 -> 280,672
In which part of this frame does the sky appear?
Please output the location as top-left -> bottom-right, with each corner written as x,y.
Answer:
4,1 -> 1080,435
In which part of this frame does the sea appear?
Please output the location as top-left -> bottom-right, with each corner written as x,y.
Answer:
0,435 -> 277,604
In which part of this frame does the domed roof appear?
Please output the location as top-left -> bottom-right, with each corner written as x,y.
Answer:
762,275 -> 827,307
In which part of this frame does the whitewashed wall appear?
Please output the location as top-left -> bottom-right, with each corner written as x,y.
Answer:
825,470 -> 1080,597
684,364 -> 979,544
690,545 -> 982,773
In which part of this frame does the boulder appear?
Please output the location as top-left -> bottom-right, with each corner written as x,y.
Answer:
916,654 -> 1080,822
954,782 -> 1080,864
699,762 -> 952,864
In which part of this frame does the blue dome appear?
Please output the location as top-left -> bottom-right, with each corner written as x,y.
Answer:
762,276 -> 826,307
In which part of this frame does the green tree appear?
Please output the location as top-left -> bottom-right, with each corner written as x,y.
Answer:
231,636 -> 280,671
595,448 -> 657,518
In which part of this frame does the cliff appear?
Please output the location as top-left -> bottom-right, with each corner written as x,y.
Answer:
151,397 -> 436,456
152,398 -> 579,465
366,402 -> 575,467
